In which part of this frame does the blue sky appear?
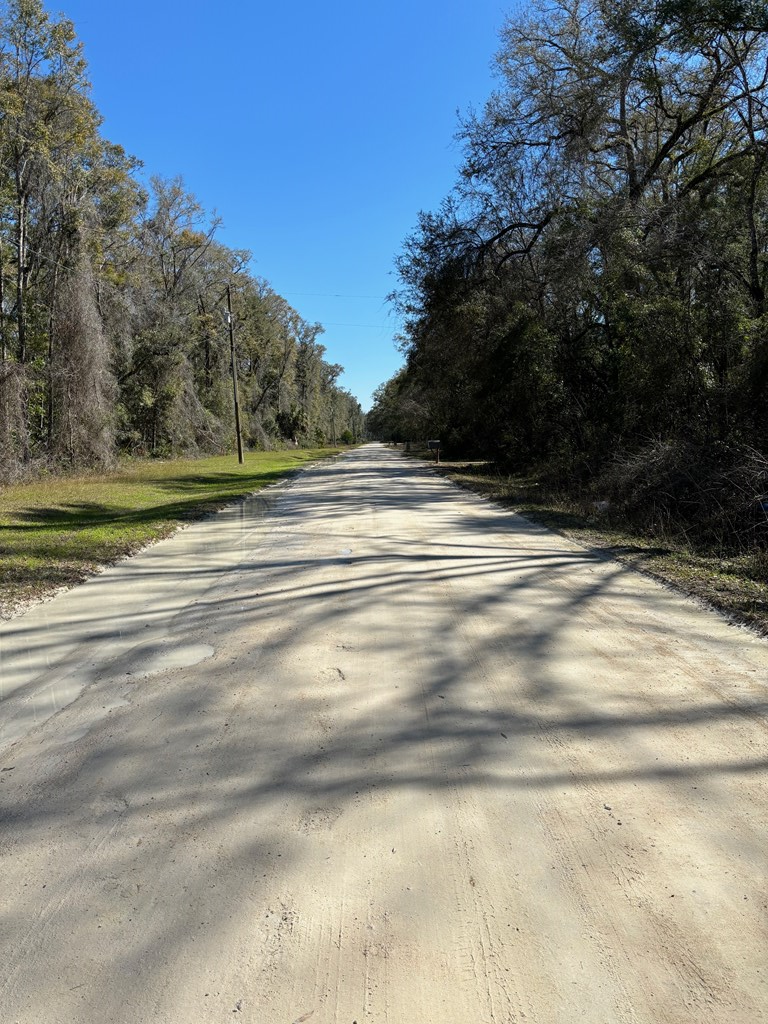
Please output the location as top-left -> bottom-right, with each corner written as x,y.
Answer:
59,0 -> 518,409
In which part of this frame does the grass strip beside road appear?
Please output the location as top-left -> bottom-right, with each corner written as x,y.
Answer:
0,449 -> 339,619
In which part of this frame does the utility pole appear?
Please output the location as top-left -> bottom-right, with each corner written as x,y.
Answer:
226,284 -> 245,465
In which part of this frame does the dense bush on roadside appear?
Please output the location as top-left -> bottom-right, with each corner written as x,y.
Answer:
596,441 -> 768,555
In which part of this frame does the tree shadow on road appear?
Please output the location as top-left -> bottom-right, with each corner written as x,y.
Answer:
1,443 -> 766,1019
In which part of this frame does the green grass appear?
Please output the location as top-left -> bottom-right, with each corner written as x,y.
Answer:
0,448 -> 340,618
405,445 -> 768,635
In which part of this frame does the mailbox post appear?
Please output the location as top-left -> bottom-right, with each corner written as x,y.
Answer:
427,440 -> 441,463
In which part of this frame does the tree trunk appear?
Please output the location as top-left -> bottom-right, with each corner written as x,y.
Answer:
47,264 -> 60,447
0,232 -> 6,362
16,188 -> 28,363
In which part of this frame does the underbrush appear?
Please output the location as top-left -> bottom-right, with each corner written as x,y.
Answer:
597,440 -> 768,558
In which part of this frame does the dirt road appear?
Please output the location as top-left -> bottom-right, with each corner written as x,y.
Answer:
1,443 -> 766,1023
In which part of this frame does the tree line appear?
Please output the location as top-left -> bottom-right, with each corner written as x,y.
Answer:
0,0 -> 363,482
371,0 -> 768,549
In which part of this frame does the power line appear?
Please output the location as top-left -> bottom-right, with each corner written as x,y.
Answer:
282,291 -> 390,300
323,322 -> 399,329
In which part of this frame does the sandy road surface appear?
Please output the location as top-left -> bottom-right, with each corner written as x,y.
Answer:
0,443 -> 766,1024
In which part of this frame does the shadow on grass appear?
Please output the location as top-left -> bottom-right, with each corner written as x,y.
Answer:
6,473 -> 290,533
149,468 -> 293,491
0,469 -> 306,611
